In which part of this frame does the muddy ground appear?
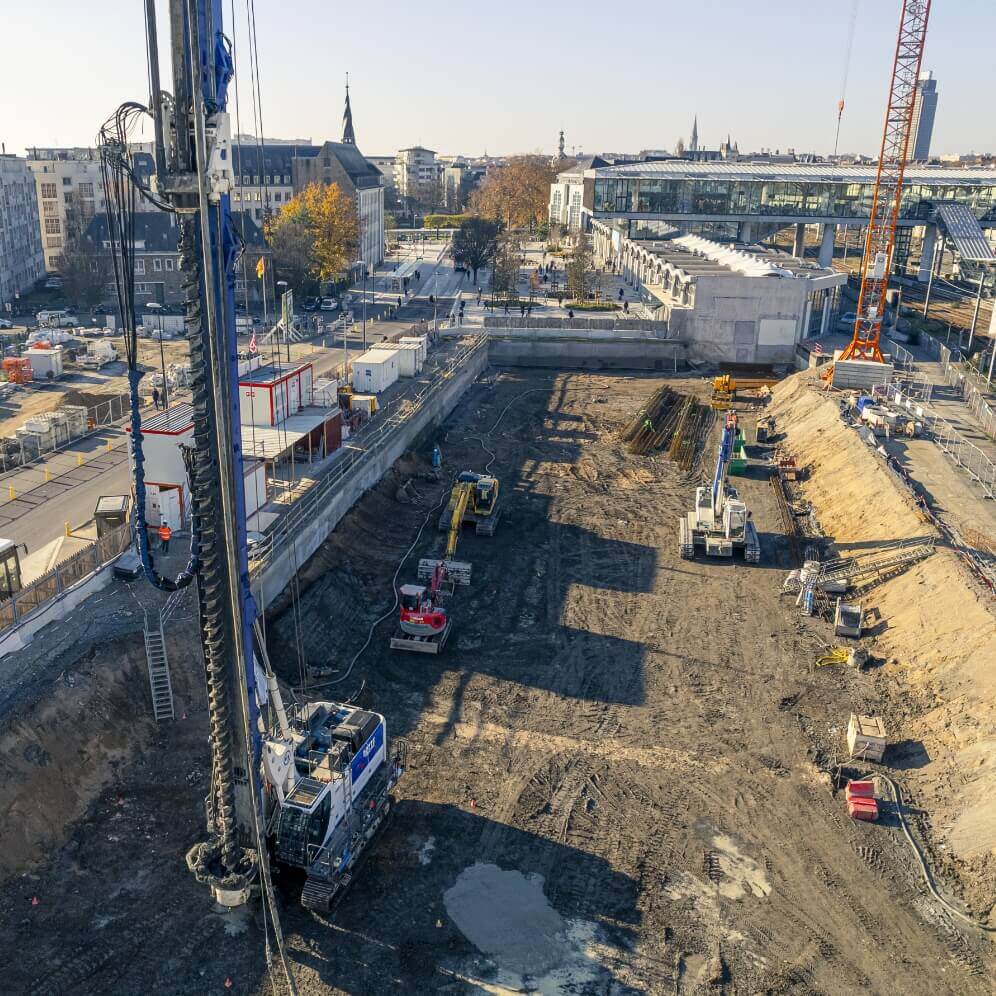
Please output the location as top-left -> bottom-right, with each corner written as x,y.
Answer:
0,369 -> 993,994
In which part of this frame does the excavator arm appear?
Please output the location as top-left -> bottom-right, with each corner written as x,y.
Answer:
445,483 -> 472,559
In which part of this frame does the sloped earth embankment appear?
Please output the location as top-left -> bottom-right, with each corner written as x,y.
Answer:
769,370 -> 996,922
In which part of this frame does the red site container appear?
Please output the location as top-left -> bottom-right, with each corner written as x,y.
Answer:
846,780 -> 876,799
848,798 -> 879,822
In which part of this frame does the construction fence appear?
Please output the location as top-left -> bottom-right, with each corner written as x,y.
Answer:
0,522 -> 133,634
0,391 -> 147,473
871,382 -> 995,500
483,315 -> 674,336
249,335 -> 487,577
923,336 -> 996,441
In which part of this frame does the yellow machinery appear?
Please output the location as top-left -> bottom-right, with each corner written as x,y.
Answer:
437,471 -> 501,537
711,374 -> 736,409
415,472 -> 498,591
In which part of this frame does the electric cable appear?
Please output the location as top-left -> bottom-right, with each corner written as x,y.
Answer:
97,104 -> 197,593
302,383 -> 548,693
299,485 -> 450,693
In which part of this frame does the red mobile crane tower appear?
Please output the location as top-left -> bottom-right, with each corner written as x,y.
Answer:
839,0 -> 932,364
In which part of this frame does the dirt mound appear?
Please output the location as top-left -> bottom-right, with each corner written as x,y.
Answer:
770,369 -> 996,915
768,370 -> 930,548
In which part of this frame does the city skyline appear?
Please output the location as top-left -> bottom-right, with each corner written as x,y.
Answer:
3,1 -> 995,160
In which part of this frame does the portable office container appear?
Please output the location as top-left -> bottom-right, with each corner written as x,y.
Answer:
351,349 -> 399,394
25,345 -> 64,380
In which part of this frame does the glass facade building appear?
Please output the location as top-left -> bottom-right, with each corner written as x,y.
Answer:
588,164 -> 996,226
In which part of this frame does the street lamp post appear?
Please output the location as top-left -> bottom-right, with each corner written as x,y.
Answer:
276,280 -> 289,363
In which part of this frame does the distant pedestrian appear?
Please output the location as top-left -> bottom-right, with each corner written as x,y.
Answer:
158,522 -> 172,554
503,301 -> 509,315
557,294 -> 563,307
152,386 -> 161,410
618,288 -> 624,301
568,309 -> 575,319
397,296 -> 402,308
519,303 -> 526,317
623,300 -> 629,313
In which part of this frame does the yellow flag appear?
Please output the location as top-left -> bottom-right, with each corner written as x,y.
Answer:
256,257 -> 265,279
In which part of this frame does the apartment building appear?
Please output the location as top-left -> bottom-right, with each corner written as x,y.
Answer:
0,154 -> 45,309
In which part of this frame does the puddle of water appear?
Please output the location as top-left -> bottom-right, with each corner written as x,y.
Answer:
443,862 -> 621,994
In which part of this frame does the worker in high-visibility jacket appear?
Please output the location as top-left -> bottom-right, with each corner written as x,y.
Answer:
158,522 -> 172,554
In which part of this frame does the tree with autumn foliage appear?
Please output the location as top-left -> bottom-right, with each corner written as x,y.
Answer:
469,156 -> 556,231
264,182 -> 359,293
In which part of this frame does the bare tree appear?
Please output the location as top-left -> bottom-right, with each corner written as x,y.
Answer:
451,217 -> 500,283
60,201 -> 111,309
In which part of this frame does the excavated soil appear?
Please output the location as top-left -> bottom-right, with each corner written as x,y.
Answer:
0,368 -> 993,994
769,370 -> 996,921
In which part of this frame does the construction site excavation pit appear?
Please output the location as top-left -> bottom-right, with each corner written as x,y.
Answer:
0,368 -> 993,995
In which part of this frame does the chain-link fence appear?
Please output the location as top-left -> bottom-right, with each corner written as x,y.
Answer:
0,523 -> 133,634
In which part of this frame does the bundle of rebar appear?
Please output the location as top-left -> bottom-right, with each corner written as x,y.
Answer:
620,387 -> 714,467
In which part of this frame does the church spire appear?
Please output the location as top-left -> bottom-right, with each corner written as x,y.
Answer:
690,114 -> 699,152
341,73 -> 356,145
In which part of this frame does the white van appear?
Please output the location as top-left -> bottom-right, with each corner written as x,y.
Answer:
36,310 -> 78,329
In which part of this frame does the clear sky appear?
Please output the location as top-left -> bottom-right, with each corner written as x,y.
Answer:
3,0 -> 994,159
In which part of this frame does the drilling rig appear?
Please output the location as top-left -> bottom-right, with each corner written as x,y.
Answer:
101,0 -> 403,914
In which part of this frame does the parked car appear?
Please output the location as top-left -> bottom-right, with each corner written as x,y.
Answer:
44,276 -> 63,290
302,297 -> 319,312
836,312 -> 858,332
0,318 -> 13,329
320,298 -> 339,311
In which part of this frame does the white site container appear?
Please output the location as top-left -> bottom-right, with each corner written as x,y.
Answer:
351,348 -> 399,394
398,341 -> 424,374
372,342 -> 418,377
312,377 -> 339,407
371,340 -> 421,376
399,336 -> 428,365
25,345 -> 65,380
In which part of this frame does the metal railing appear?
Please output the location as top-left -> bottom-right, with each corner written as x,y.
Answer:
249,336 -> 488,576
871,382 -> 995,499
0,523 -> 133,635
924,338 -> 996,441
483,315 -> 674,336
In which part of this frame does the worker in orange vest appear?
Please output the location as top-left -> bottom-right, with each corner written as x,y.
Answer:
158,522 -> 172,554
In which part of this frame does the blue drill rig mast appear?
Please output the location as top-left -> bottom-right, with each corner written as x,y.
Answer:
98,0 -> 403,916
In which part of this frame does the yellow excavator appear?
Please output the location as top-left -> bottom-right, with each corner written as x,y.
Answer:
711,374 -> 736,409
437,471 -> 501,537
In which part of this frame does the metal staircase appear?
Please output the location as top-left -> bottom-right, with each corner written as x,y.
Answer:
142,588 -> 187,722
143,616 -> 174,721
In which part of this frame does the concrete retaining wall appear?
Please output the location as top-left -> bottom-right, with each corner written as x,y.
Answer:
0,561 -> 116,658
488,335 -> 687,371
253,344 -> 488,607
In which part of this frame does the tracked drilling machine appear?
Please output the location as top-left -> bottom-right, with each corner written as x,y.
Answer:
103,0 -> 404,915
678,412 -> 760,562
